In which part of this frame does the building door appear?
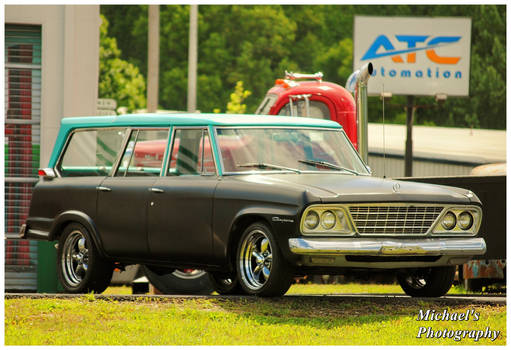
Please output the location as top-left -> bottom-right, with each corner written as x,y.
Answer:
5,24 -> 42,291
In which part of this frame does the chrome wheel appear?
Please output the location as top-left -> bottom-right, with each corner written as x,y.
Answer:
208,271 -> 244,295
398,266 -> 455,297
143,265 -> 214,294
239,229 -> 273,291
61,230 -> 89,287
404,272 -> 428,289
57,223 -> 113,294
172,269 -> 207,280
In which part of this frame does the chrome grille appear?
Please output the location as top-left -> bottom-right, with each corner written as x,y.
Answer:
349,205 -> 444,235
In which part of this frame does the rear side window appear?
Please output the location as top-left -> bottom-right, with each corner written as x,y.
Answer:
168,129 -> 215,176
116,129 -> 169,177
58,128 -> 127,177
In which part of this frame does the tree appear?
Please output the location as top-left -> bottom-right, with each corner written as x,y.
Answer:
100,5 -> 505,129
226,81 -> 251,114
98,14 -> 146,112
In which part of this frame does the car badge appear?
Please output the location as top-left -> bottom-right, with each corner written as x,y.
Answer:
392,183 -> 401,193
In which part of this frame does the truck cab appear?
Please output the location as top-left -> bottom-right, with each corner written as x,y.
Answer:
255,71 -> 358,149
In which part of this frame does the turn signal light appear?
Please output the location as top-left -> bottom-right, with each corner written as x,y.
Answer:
38,168 -> 56,179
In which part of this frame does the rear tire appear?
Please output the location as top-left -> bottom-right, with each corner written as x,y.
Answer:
208,271 -> 245,295
57,223 -> 113,294
143,265 -> 214,295
398,266 -> 455,297
236,222 -> 293,296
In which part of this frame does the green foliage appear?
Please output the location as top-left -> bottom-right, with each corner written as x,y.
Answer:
314,38 -> 354,85
98,14 -> 146,112
226,81 -> 252,114
100,5 -> 505,129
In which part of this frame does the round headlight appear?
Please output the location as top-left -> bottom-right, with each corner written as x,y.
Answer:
458,211 -> 474,230
321,210 -> 336,230
304,211 -> 319,230
441,211 -> 456,230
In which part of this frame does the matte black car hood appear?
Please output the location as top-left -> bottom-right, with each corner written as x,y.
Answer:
234,173 -> 475,204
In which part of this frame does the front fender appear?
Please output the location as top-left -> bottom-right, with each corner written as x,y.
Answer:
217,204 -> 301,269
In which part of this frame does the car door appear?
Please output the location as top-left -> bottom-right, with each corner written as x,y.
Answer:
96,128 -> 170,258
44,128 -> 129,229
147,127 -> 218,264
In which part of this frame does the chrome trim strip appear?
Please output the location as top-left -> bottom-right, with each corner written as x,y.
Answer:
5,177 -> 38,183
19,224 -> 27,239
289,237 -> 487,256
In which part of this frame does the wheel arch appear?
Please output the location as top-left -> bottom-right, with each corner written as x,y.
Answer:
49,210 -> 108,259
225,204 -> 298,269
226,212 -> 272,272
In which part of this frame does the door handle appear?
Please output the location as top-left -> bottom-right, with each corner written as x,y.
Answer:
149,187 -> 164,193
96,186 -> 112,192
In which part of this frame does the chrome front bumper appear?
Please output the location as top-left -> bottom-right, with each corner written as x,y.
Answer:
288,237 -> 487,256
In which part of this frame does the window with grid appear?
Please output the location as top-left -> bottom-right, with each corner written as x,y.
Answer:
5,24 -> 41,291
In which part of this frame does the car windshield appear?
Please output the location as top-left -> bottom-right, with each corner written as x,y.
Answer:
216,127 -> 369,175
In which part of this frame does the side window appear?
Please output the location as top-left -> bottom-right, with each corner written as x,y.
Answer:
58,128 -> 127,177
168,129 -> 215,176
278,100 -> 331,119
255,93 -> 278,115
116,129 -> 169,177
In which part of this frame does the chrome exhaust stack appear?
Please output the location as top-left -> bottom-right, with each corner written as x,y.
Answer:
346,62 -> 373,164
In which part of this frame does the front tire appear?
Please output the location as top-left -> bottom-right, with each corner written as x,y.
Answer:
236,222 -> 293,296
398,266 -> 455,297
57,223 -> 113,294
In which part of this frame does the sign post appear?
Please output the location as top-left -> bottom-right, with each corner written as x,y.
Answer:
405,96 -> 415,177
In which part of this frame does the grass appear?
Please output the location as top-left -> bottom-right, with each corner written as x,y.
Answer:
103,282 -> 504,296
5,284 -> 506,345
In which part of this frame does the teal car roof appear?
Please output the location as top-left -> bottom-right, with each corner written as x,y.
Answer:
60,113 -> 342,129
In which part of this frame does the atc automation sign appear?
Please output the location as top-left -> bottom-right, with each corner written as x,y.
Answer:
354,16 -> 471,96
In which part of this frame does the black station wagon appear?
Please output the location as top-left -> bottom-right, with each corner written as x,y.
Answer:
21,113 -> 486,297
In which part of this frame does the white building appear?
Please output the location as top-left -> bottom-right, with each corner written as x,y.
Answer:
5,5 -> 100,291
367,123 -> 506,178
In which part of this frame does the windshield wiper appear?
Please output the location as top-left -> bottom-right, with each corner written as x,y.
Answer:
237,162 -> 301,174
298,159 -> 359,175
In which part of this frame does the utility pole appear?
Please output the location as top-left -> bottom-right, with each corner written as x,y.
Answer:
187,5 -> 198,113
404,95 -> 415,177
147,5 -> 160,113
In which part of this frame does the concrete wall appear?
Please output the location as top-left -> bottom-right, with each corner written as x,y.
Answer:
5,5 -> 100,167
